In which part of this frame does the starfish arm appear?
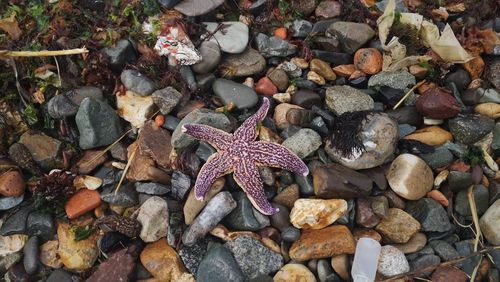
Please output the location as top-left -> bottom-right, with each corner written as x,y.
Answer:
194,152 -> 233,200
181,123 -> 232,150
250,141 -> 309,176
234,97 -> 270,142
233,160 -> 279,215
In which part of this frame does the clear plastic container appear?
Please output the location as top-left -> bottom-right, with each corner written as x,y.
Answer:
351,237 -> 382,282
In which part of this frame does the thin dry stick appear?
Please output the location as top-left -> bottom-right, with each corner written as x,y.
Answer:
86,128 -> 134,165
114,147 -> 137,195
381,246 -> 500,282
392,80 -> 426,110
468,184 -> 483,281
0,47 -> 88,57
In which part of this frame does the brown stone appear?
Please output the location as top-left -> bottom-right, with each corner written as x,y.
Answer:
355,198 -> 380,228
313,163 -> 372,199
392,232 -> 427,254
333,64 -> 356,77
404,126 -> 453,146
475,103 -> 500,119
126,141 -> 171,184
290,199 -> 348,229
273,263 -> 316,282
416,88 -> 461,119
273,184 -> 299,210
463,56 -> 485,80
431,266 -> 468,282
352,228 -> 382,242
310,59 -> 336,80
0,170 -> 25,197
140,239 -> 190,281
427,190 -> 449,207
274,103 -> 304,129
65,189 -> 102,219
315,0 -> 342,18
87,244 -> 141,282
353,48 -> 382,74
331,254 -> 350,281
137,121 -> 172,169
409,65 -> 428,79
176,100 -> 205,119
289,225 -> 356,261
267,68 -> 289,92
255,77 -> 278,96
75,150 -> 107,174
375,208 -> 421,243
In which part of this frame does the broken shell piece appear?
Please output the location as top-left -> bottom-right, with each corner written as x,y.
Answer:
73,175 -> 103,190
112,162 -> 127,170
434,170 -> 449,188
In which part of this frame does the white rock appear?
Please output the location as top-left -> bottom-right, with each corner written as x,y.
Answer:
116,91 -> 156,128
274,263 -> 317,282
387,154 -> 434,200
0,233 -> 27,256
137,196 -> 169,243
480,199 -> 500,245
377,245 -> 410,277
203,22 -> 249,54
290,199 -> 347,229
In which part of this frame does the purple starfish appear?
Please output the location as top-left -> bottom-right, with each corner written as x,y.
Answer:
182,97 -> 309,215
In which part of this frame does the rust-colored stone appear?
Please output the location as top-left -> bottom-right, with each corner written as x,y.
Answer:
289,225 -> 356,261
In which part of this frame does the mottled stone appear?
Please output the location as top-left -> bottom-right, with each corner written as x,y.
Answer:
325,85 -> 374,115
19,131 -> 63,170
290,199 -> 347,229
375,208 -> 421,244
226,236 -> 284,279
377,245 -> 410,277
219,48 -> 266,78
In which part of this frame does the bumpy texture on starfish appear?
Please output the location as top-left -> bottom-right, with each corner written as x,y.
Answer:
182,97 -> 309,215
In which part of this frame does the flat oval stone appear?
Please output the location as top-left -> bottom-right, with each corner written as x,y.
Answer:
219,48 -> 266,78
192,41 -> 221,74
212,78 -> 258,110
387,154 -> 434,200
416,88 -> 461,119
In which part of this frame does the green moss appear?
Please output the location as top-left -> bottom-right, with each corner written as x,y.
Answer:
463,145 -> 485,167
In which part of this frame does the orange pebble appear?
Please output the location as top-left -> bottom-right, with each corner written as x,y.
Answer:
65,189 -> 102,219
274,27 -> 287,40
155,114 -> 165,127
255,77 -> 278,96
427,190 -> 449,207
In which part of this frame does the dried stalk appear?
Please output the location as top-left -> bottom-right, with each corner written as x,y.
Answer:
0,47 -> 88,57
114,147 -> 136,195
392,80 -> 426,110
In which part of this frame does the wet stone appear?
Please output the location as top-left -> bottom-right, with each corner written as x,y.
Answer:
254,33 -> 297,57
75,98 -> 123,150
0,194 -> 24,211
23,236 -> 39,275
196,244 -> 244,282
213,78 -> 259,110
224,192 -> 262,231
326,21 -> 375,54
151,87 -> 182,115
405,198 -> 452,233
171,171 -> 191,200
100,184 -> 138,207
313,163 -> 372,198
101,39 -> 138,70
220,48 -> 267,78
448,114 -> 495,145
454,185 -> 489,217
429,240 -> 460,261
26,211 -> 55,241
420,146 -> 454,169
0,204 -> 34,236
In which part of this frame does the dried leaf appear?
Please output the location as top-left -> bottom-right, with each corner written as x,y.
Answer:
0,12 -> 21,41
421,21 -> 473,63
